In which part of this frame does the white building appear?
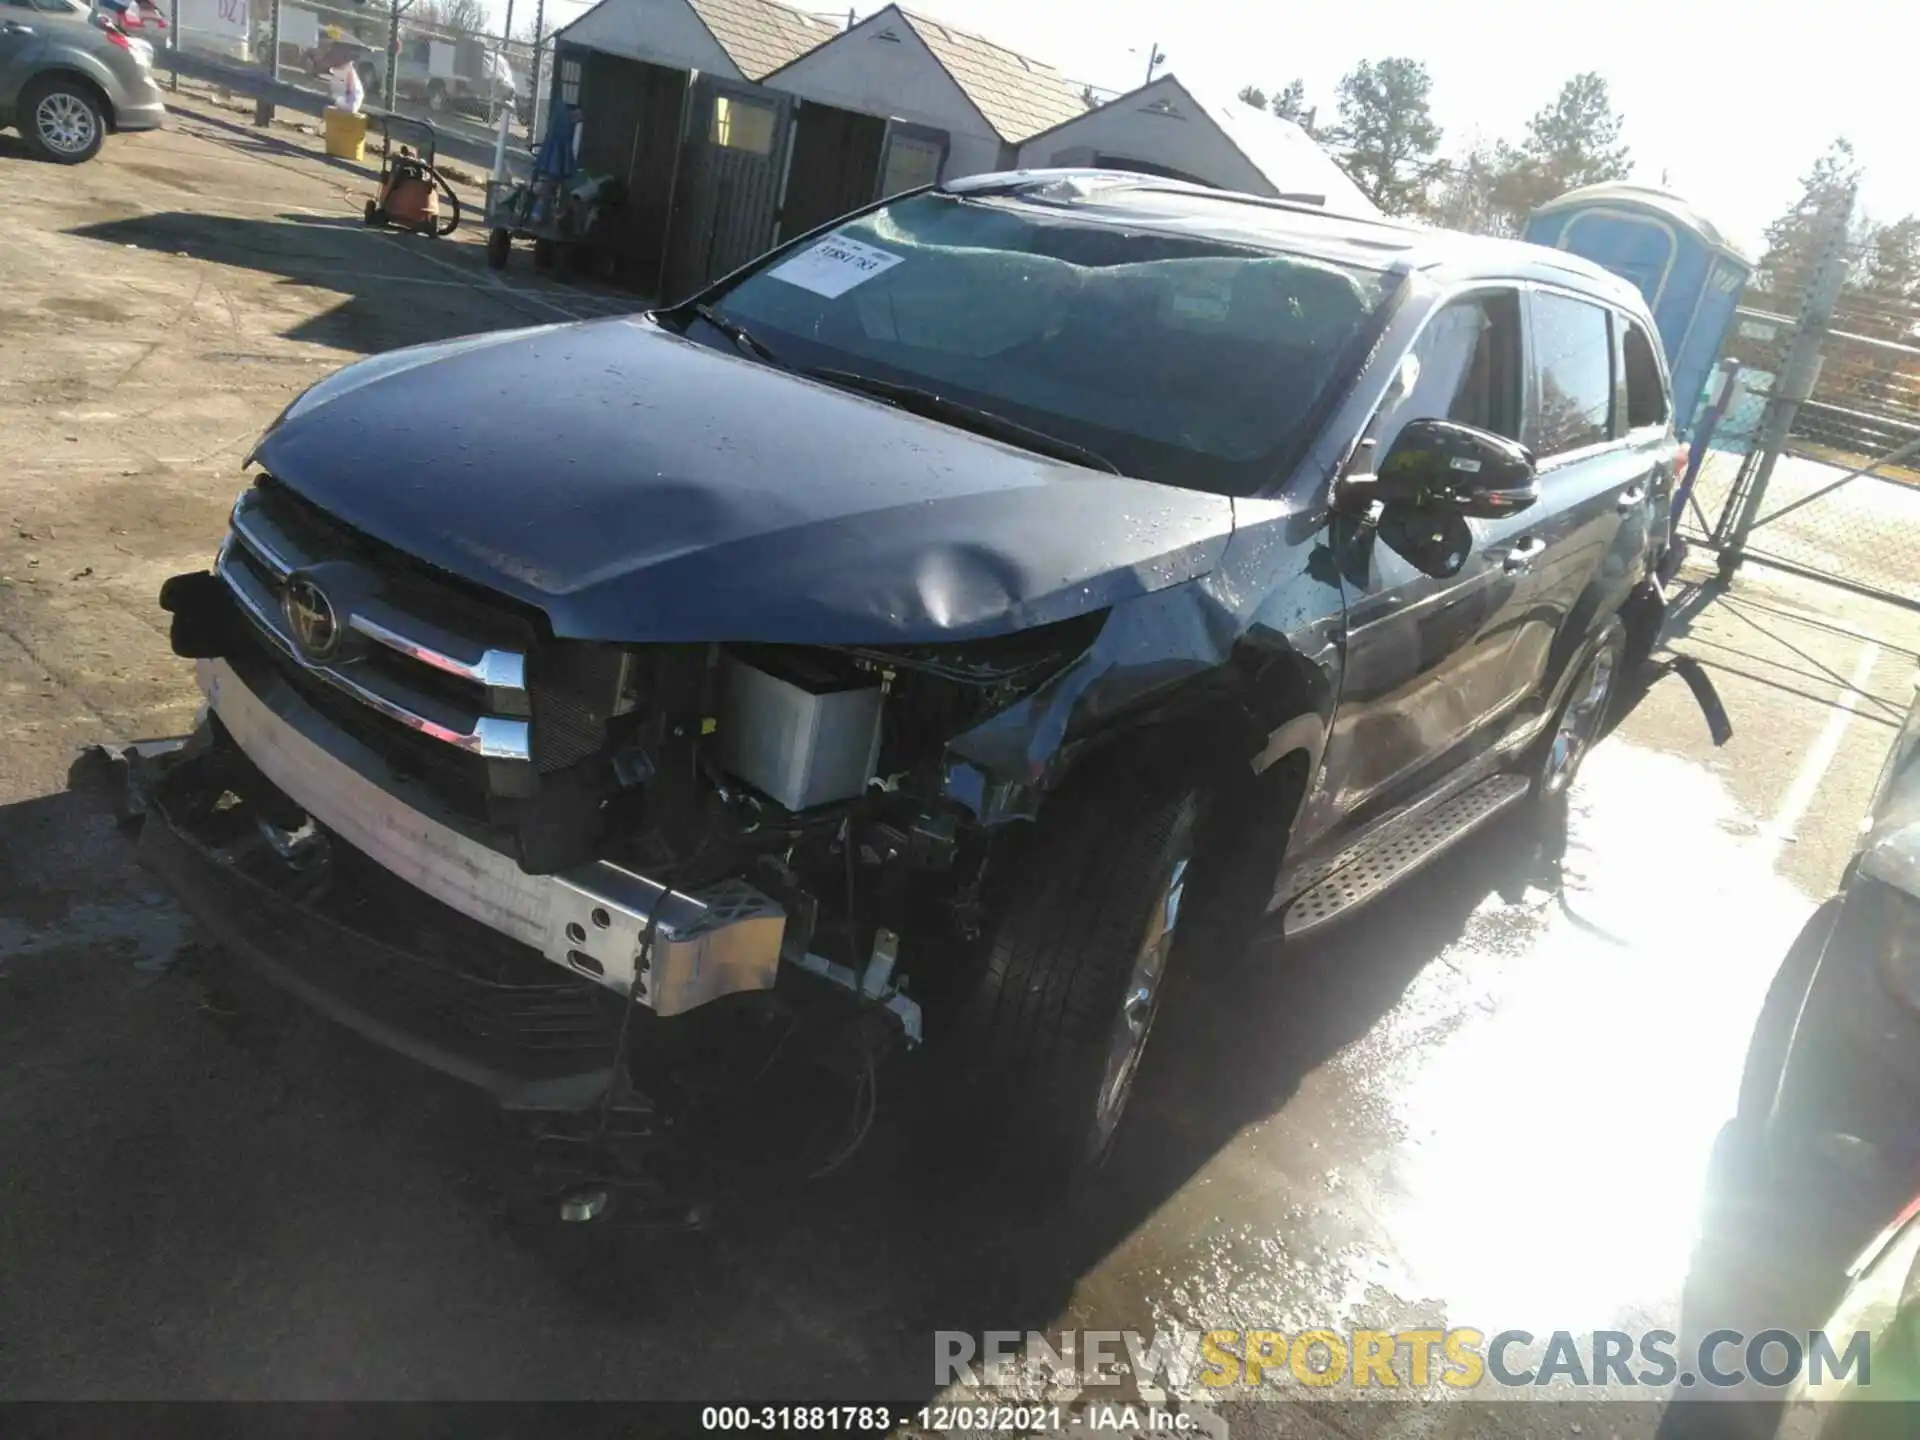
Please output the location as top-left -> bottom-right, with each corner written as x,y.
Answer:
1017,74 -> 1380,218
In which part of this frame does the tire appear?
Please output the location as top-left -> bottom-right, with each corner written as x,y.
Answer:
1736,897 -> 1840,1124
21,75 -> 106,164
1529,615 -> 1626,804
486,228 -> 511,270
553,243 -> 580,280
533,237 -> 555,270
951,779 -> 1202,1184
364,200 -> 381,226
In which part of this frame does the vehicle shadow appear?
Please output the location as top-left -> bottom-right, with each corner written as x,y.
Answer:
62,211 -> 626,355
3,735 -> 1562,1400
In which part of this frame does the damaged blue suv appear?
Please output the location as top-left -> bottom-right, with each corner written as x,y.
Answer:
147,171 -> 1678,1184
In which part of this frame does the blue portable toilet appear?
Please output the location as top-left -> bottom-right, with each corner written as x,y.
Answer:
1525,183 -> 1752,434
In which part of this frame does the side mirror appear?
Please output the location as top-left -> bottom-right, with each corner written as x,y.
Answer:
1361,418 -> 1539,518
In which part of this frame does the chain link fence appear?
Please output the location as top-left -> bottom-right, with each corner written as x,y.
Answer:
151,0 -> 555,176
1684,189 -> 1920,610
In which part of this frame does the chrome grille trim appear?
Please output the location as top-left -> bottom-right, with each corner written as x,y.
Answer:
228,491 -> 529,695
217,539 -> 532,762
348,612 -> 529,690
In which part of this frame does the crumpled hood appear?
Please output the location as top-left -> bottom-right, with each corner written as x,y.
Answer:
252,317 -> 1235,643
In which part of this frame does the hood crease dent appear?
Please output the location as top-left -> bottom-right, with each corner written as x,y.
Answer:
253,317 -> 1237,644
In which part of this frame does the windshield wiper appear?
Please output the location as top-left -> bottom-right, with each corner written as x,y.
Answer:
675,301 -> 782,365
807,369 -> 1121,475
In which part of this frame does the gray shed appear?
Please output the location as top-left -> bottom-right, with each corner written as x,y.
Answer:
1016,75 -> 1380,218
549,0 -> 836,296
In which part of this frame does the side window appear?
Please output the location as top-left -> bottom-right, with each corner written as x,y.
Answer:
1621,318 -> 1670,431
1527,291 -> 1614,457
1369,291 -> 1522,460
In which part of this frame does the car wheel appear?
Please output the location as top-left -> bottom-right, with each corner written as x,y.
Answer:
23,76 -> 106,164
533,237 -> 555,270
1736,897 -> 1841,1124
1531,615 -> 1625,803
951,779 -> 1201,1185
486,228 -> 511,270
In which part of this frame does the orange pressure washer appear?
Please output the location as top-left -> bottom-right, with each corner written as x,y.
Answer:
363,114 -> 460,238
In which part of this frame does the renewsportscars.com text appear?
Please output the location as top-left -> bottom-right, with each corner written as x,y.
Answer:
936,1327 -> 1874,1393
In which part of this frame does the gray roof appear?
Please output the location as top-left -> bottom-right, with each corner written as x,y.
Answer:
689,0 -> 834,81
895,8 -> 1088,143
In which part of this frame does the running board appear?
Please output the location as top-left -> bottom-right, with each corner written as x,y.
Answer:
1281,773 -> 1532,938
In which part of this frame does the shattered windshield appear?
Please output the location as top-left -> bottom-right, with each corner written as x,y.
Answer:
705,190 -> 1395,495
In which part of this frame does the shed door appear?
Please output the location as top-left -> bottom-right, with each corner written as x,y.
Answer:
875,121 -> 948,198
660,76 -> 795,303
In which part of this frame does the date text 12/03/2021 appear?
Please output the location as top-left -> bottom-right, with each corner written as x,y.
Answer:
699,1406 -> 1194,1433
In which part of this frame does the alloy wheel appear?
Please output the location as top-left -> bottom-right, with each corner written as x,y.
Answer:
1093,854 -> 1189,1146
36,91 -> 97,156
1541,644 -> 1617,796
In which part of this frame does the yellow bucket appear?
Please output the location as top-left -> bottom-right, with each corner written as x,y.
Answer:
323,107 -> 368,162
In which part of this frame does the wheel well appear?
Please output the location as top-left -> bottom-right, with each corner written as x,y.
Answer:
27,69 -> 114,131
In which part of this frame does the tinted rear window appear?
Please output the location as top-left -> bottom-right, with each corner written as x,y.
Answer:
1528,291 -> 1614,457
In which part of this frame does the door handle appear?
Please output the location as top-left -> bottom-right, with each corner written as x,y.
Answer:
1500,537 -> 1546,573
1,20 -> 34,32
1616,484 -> 1647,513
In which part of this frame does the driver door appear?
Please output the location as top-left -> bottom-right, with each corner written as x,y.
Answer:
1306,288 -> 1541,831
0,0 -> 50,107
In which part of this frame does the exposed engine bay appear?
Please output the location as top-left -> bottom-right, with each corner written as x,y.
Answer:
154,476 -> 1113,1062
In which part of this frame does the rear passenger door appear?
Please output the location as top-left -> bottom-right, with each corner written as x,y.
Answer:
1503,288 -> 1653,697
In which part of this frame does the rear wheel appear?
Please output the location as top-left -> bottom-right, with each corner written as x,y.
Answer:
951,780 -> 1201,1184
533,237 -> 555,270
1531,616 -> 1625,803
486,227 -> 511,269
363,199 -> 382,226
22,76 -> 106,164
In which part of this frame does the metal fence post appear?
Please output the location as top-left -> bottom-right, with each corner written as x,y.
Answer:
167,0 -> 178,91
384,0 -> 402,114
529,0 -> 546,149
1718,186 -> 1855,578
253,0 -> 281,125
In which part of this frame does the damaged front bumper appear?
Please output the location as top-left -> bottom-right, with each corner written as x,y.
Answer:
194,656 -> 786,1013
139,654 -> 793,1109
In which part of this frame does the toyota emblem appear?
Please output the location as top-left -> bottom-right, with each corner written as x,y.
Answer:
282,576 -> 340,660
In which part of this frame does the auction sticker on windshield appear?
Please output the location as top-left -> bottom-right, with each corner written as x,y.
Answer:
768,237 -> 904,298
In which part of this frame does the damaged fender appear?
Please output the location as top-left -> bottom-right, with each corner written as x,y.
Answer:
942,493 -> 1346,822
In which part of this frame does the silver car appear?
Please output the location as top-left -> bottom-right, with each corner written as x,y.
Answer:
0,0 -> 163,163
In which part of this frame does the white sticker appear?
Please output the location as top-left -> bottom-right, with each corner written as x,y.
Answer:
767,236 -> 905,299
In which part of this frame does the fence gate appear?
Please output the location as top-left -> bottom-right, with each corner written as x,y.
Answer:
658,77 -> 796,305
1690,188 -> 1920,608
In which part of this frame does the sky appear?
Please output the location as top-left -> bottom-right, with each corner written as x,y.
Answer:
512,0 -> 1916,255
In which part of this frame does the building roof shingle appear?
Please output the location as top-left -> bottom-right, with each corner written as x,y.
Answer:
895,8 -> 1087,143
688,0 -> 834,81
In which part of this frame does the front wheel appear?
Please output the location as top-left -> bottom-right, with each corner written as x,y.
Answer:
486,227 -> 510,269
22,77 -> 106,164
951,781 -> 1201,1184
